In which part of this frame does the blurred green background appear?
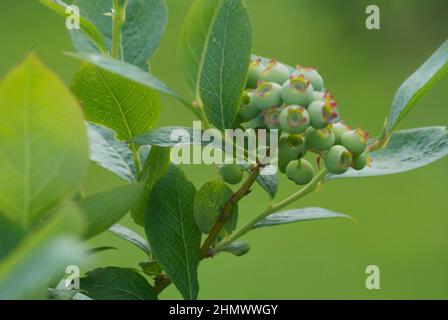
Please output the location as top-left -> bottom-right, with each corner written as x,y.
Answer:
1,0 -> 447,299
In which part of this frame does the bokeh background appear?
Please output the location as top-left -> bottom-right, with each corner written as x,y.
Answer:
1,0 -> 447,299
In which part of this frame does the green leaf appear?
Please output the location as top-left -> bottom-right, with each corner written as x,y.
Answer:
72,63 -> 160,141
179,0 -> 253,130
109,224 -> 151,256
144,165 -> 201,300
0,205 -> 85,299
387,39 -> 448,132
80,183 -> 143,239
0,53 -> 89,228
85,246 -> 117,256
88,123 -> 136,182
327,127 -> 448,180
134,127 -> 197,147
80,267 -> 157,300
139,260 -> 163,276
255,173 -> 278,199
71,0 -> 167,69
38,0 -> 107,54
218,240 -> 250,257
194,179 -> 237,235
253,207 -> 351,229
132,146 -> 171,226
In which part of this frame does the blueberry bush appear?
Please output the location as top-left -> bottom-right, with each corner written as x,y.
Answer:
0,0 -> 447,300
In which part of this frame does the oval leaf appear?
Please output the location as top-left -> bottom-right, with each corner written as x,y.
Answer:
80,183 -> 143,239
72,63 -> 160,141
387,39 -> 448,131
179,0 -> 253,130
109,224 -> 151,256
254,207 -> 351,229
327,126 -> 448,180
0,53 -> 89,227
80,267 -> 157,300
194,179 -> 238,235
144,165 -> 201,300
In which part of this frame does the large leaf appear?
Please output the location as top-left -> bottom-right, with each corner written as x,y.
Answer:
194,179 -> 238,235
253,207 -> 351,229
132,146 -> 171,226
144,165 -> 201,300
38,0 -> 106,53
179,0 -> 253,130
72,63 -> 160,141
387,39 -> 448,131
0,53 -> 88,228
109,224 -> 151,256
87,123 -> 136,182
70,0 -> 167,69
0,205 -> 85,299
327,127 -> 448,180
80,267 -> 157,300
80,183 -> 143,239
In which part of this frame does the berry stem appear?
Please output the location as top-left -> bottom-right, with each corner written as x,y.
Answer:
199,163 -> 262,259
214,168 -> 328,251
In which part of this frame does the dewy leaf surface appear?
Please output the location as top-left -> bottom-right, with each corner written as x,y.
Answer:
144,165 -> 201,300
71,0 -> 168,69
179,0 -> 253,130
387,39 -> 448,131
0,53 -> 88,227
72,63 -> 160,141
327,127 -> 448,179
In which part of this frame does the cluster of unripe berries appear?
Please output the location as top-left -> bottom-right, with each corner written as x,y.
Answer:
220,58 -> 371,186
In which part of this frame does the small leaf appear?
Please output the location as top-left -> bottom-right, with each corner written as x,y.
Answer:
80,267 -> 157,300
387,39 -> 448,132
38,0 -> 106,53
218,240 -> 250,257
327,126 -> 448,180
132,146 -> 171,226
134,127 -> 198,147
179,0 -> 253,130
108,224 -> 151,256
72,63 -> 160,141
253,207 -> 351,229
0,53 -> 89,228
87,123 -> 136,182
71,0 -> 168,69
194,179 -> 238,235
144,165 -> 201,300
255,173 -> 278,199
139,260 -> 163,276
80,183 -> 143,239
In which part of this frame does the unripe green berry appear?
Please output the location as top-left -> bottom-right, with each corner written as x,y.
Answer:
285,159 -> 314,185
294,66 -> 324,92
307,101 -> 334,129
220,160 -> 243,185
352,152 -> 371,171
332,122 -> 350,145
305,127 -> 335,152
260,59 -> 290,84
241,114 -> 265,130
279,105 -> 310,134
278,134 -> 307,173
246,59 -> 265,89
341,129 -> 368,155
239,91 -> 260,121
263,107 -> 282,130
280,75 -> 314,106
324,145 -> 353,174
252,82 -> 282,110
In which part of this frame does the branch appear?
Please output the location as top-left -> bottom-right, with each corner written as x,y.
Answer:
199,163 -> 262,259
